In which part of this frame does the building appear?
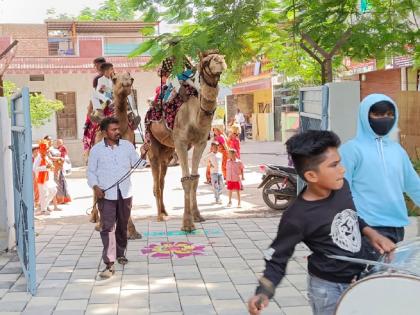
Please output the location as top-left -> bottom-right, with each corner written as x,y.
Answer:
1,21 -> 161,166
228,59 -> 275,141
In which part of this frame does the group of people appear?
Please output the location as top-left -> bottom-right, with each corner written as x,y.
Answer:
32,136 -> 71,216
248,94 -> 420,315
205,124 -> 244,207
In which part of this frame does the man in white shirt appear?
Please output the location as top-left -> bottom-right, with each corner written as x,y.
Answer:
206,142 -> 224,204
87,117 -> 147,278
234,108 -> 246,142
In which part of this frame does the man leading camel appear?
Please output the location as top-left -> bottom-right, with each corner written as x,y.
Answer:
87,117 -> 148,278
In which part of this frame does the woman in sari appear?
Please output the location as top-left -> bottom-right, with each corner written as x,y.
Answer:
50,139 -> 71,205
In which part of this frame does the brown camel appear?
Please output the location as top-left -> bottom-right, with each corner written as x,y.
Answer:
89,72 -> 141,239
149,52 -> 227,231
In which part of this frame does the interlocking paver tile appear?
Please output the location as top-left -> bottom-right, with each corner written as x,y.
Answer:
149,292 -> 181,313
206,282 -> 241,300
86,303 -> 118,315
212,299 -> 247,315
121,274 -> 148,290
22,296 -> 59,314
62,283 -> 94,299
90,285 -> 120,304
177,279 -> 207,296
149,276 -> 177,293
119,289 -> 148,308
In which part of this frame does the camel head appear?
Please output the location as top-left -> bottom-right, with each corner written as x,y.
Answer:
198,51 -> 227,86
112,72 -> 134,98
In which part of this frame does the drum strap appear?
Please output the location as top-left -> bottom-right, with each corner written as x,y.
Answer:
326,254 -> 420,276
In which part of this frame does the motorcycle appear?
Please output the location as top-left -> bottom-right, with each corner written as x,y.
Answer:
258,164 -> 298,210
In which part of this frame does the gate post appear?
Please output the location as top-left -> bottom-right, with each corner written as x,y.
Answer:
0,97 -> 15,250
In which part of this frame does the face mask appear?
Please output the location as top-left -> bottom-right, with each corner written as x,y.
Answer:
369,117 -> 395,136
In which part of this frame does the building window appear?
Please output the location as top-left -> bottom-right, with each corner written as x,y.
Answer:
29,75 -> 45,81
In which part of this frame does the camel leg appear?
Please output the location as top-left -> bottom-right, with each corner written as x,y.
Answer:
150,153 -> 166,222
175,142 -> 195,232
181,178 -> 194,232
127,216 -> 141,240
159,157 -> 171,217
191,141 -> 207,222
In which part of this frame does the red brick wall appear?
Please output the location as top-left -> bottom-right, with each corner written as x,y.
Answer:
78,38 -> 103,57
0,24 -> 48,57
360,69 -> 401,101
0,36 -> 11,52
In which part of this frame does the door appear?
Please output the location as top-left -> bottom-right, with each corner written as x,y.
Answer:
10,87 -> 36,294
56,92 -> 77,139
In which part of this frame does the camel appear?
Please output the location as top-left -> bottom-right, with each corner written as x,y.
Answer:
89,72 -> 141,239
148,52 -> 227,231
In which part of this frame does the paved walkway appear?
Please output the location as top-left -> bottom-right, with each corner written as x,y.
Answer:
0,140 -> 419,314
0,216 -> 419,315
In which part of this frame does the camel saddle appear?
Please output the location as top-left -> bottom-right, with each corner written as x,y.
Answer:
149,120 -> 175,148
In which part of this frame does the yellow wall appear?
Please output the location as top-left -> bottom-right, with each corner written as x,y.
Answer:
253,88 -> 272,113
407,68 -> 418,91
251,113 -> 275,141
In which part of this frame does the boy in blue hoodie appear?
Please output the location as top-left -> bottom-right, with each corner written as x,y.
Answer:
340,94 -> 420,243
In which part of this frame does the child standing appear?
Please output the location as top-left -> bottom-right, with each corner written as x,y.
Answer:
247,130 -> 395,315
206,142 -> 224,204
226,148 -> 244,207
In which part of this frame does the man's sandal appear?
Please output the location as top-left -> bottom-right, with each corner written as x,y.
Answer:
99,264 -> 115,279
117,257 -> 128,265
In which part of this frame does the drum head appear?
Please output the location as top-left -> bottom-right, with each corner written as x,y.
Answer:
335,274 -> 420,315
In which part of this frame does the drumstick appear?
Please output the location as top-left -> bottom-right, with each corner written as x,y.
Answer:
256,295 -> 264,310
327,254 -> 420,276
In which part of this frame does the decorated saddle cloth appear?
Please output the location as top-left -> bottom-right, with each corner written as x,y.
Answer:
144,85 -> 198,144
83,106 -> 114,153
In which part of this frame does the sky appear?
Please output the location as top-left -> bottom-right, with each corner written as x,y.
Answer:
0,0 -> 105,23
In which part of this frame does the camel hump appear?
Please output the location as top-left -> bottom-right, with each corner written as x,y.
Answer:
150,121 -> 175,148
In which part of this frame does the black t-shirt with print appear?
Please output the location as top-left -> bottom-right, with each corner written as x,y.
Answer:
260,179 -> 371,290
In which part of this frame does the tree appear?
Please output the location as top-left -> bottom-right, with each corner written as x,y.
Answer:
47,0 -> 137,22
130,0 -> 420,84
3,81 -> 64,127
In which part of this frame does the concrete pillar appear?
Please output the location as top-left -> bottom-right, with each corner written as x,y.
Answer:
0,97 -> 15,251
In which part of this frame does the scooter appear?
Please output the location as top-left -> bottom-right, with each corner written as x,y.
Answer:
258,164 -> 298,210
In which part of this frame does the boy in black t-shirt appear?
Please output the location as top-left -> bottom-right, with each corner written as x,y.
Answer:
248,130 -> 395,315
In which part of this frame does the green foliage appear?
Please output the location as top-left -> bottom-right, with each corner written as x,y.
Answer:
29,94 -> 64,127
3,81 -> 64,127
47,0 -> 136,21
129,0 -> 419,84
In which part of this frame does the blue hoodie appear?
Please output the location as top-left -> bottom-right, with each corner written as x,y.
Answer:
340,94 -> 420,228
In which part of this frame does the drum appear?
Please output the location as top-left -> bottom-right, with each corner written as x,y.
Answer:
335,239 -> 420,315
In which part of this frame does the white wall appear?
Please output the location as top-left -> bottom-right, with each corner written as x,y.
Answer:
5,71 -> 160,166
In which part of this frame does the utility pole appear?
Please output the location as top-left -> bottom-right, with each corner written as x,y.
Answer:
0,40 -> 18,97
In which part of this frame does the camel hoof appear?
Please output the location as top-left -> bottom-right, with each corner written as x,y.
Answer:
193,215 -> 205,223
181,224 -> 196,233
157,214 -> 167,222
128,232 -> 142,240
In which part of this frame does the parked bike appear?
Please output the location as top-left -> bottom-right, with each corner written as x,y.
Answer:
258,164 -> 297,210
